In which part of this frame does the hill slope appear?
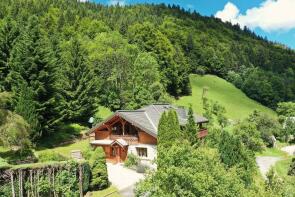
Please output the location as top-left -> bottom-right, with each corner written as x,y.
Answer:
175,75 -> 276,120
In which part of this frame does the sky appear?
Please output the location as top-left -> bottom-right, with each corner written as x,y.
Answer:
89,0 -> 295,49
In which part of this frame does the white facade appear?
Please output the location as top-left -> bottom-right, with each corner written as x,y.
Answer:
128,144 -> 157,161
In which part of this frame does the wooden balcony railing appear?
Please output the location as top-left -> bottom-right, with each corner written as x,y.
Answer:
110,135 -> 139,144
198,129 -> 208,138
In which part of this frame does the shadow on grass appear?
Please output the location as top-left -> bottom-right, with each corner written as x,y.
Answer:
0,149 -> 37,165
35,123 -> 88,150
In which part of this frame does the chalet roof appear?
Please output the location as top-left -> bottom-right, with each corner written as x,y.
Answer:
88,104 -> 208,137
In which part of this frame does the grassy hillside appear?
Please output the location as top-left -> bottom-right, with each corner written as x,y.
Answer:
175,74 -> 276,120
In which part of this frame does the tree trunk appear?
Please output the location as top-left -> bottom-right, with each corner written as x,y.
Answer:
10,171 -> 15,197
79,164 -> 83,197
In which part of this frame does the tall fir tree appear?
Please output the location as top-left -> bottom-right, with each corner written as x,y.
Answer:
57,37 -> 98,124
185,105 -> 198,145
0,17 -> 19,91
14,83 -> 40,139
7,16 -> 59,138
157,109 -> 182,168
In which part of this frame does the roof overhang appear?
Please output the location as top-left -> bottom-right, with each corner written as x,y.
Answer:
90,139 -> 113,146
111,139 -> 128,147
87,111 -> 157,138
90,139 -> 128,148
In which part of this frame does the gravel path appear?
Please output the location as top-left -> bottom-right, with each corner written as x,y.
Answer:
107,163 -> 144,197
281,145 -> 295,156
256,156 -> 282,179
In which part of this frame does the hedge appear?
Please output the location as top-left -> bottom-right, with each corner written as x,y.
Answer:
0,160 -> 90,197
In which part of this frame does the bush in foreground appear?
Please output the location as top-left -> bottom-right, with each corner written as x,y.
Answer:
89,147 -> 109,190
288,158 -> 295,176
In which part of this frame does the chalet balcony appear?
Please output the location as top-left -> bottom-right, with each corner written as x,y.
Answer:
110,134 -> 139,144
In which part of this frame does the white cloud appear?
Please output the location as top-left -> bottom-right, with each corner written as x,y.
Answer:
215,2 -> 239,23
109,0 -> 126,6
215,0 -> 295,32
78,0 -> 88,2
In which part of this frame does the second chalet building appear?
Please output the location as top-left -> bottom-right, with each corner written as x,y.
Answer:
88,104 -> 208,163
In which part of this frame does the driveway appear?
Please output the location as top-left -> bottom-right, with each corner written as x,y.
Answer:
107,163 -> 144,197
256,156 -> 282,179
281,145 -> 295,156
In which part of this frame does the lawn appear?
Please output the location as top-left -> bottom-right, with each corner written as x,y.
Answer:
35,139 -> 90,158
274,157 -> 293,177
175,74 -> 276,121
36,123 -> 87,148
89,186 -> 121,197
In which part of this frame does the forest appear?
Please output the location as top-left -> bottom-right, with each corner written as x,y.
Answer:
0,0 -> 295,196
1,0 -> 295,145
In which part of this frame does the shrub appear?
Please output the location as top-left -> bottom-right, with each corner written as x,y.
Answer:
124,153 -> 140,168
288,158 -> 295,176
89,147 -> 109,190
37,151 -> 67,162
82,145 -> 94,160
0,160 -> 91,196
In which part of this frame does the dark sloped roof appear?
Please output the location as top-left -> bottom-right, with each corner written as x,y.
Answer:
89,104 -> 208,137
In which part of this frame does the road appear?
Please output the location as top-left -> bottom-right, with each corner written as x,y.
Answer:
107,163 -> 144,197
256,156 -> 282,179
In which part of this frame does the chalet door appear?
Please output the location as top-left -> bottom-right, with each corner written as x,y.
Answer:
111,146 -> 121,163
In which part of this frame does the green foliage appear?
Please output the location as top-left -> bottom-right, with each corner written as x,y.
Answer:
14,84 -> 40,139
7,15 -> 60,138
0,17 -> 19,91
0,160 -> 91,197
37,151 -> 67,162
202,97 -> 228,127
89,147 -> 109,190
128,21 -> 190,97
136,144 -> 260,197
124,153 -> 140,168
233,121 -> 265,152
0,92 -> 31,151
0,148 -> 37,165
157,110 -> 182,168
37,123 -> 85,148
184,105 -> 198,145
175,75 -> 276,121
87,32 -> 165,111
1,0 -> 291,146
248,111 -> 281,147
288,158 -> 295,176
57,37 -> 98,124
276,102 -> 295,142
218,131 -> 256,185
0,110 -> 31,151
277,102 -> 295,117
265,168 -> 285,196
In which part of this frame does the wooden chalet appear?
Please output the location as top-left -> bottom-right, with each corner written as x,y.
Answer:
88,104 -> 208,163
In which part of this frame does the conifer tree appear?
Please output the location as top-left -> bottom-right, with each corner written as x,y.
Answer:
57,37 -> 98,124
14,83 -> 40,139
0,17 -> 19,91
157,109 -> 182,168
185,105 -> 198,145
7,15 -> 59,138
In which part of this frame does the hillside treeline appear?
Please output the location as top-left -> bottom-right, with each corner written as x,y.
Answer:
0,0 -> 294,140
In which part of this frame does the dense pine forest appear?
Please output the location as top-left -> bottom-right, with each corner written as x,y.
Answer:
0,0 -> 295,143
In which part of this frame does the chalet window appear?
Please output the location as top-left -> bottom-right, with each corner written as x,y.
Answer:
136,147 -> 147,157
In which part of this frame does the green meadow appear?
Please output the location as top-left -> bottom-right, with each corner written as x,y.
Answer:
175,74 -> 276,120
